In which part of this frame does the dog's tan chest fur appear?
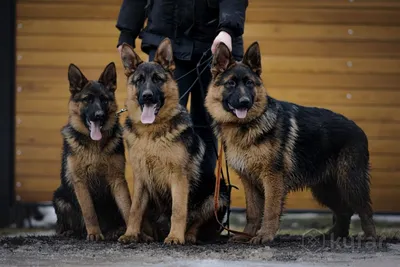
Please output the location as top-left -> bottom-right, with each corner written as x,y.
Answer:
225,144 -> 268,181
65,142 -> 122,186
220,126 -> 280,182
125,130 -> 188,193
67,153 -> 105,179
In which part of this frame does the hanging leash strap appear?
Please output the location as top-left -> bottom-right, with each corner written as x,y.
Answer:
213,143 -> 253,238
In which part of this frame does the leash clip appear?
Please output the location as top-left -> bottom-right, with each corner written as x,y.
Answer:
115,108 -> 127,117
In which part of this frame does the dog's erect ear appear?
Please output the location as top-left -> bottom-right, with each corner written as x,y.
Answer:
120,43 -> 143,77
211,42 -> 235,78
154,38 -> 175,72
68,64 -> 89,95
99,62 -> 117,93
242,41 -> 262,76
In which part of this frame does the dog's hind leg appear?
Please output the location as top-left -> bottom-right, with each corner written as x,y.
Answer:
185,219 -> 204,244
186,195 -> 228,244
335,148 -> 377,239
53,186 -> 85,238
311,182 -> 354,238
356,201 -> 376,239
340,169 -> 376,239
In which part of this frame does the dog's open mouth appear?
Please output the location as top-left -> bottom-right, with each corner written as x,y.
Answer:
140,103 -> 160,124
89,121 -> 104,141
228,103 -> 248,119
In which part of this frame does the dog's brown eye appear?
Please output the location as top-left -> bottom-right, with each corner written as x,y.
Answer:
153,74 -> 163,83
226,80 -> 236,87
246,80 -> 254,87
135,76 -> 144,84
82,96 -> 93,103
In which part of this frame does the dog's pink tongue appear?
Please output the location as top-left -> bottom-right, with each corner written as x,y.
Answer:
141,104 -> 156,124
89,121 -> 102,141
234,109 -> 248,119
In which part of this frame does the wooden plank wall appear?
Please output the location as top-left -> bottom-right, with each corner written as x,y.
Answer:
15,0 -> 400,212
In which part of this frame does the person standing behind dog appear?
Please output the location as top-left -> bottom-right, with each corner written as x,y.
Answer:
115,0 -> 248,182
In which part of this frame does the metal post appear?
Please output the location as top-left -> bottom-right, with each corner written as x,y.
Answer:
0,0 -> 16,228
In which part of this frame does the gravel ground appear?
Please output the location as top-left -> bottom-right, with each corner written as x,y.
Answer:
1,234 -> 400,267
2,211 -> 400,266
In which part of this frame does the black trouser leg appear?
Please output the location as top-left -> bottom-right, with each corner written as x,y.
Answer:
188,56 -> 217,175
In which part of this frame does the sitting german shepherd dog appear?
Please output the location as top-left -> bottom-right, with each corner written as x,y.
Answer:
117,38 -> 228,245
205,41 -> 377,244
52,62 -> 131,241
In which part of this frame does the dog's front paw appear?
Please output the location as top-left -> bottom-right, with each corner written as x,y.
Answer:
249,230 -> 274,245
118,233 -> 141,244
164,234 -> 185,245
86,231 -> 104,241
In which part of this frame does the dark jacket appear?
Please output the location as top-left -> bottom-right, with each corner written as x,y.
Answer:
116,0 -> 248,61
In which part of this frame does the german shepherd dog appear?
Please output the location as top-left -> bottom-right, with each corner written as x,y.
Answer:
52,62 -> 132,241
117,38 -> 228,245
204,42 -> 377,244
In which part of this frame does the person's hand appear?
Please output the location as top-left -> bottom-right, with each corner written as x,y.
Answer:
211,31 -> 232,54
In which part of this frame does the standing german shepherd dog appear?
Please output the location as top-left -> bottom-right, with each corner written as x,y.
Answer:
117,38 -> 228,245
205,42 -> 377,244
52,62 -> 132,241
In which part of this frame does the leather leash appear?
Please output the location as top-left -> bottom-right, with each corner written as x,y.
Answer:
213,143 -> 254,238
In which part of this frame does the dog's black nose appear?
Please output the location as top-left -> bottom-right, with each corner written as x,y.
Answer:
94,111 -> 105,120
142,90 -> 153,101
239,96 -> 251,107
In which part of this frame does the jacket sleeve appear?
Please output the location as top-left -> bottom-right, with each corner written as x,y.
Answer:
115,0 -> 148,48
217,0 -> 248,38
